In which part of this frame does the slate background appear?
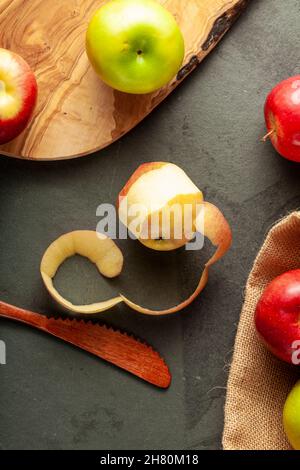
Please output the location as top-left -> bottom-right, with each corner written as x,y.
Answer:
1,0 -> 300,450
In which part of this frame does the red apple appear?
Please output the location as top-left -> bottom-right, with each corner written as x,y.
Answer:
264,76 -> 300,162
0,48 -> 38,145
255,269 -> 300,364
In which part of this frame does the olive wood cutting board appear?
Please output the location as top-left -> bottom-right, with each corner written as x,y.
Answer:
0,0 -> 249,160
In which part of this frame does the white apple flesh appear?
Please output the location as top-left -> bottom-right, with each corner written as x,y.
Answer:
118,162 -> 203,250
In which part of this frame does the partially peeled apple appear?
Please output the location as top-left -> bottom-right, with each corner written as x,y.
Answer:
41,163 -> 232,315
118,162 -> 232,256
118,162 -> 202,251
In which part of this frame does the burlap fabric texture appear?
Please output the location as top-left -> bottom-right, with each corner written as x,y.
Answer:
223,212 -> 300,450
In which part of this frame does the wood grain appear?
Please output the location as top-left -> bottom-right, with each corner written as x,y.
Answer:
0,300 -> 171,388
0,0 -> 249,160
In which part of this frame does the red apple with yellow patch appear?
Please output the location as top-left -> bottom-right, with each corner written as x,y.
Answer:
0,48 -> 38,145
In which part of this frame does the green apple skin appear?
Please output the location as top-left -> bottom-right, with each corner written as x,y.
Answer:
86,0 -> 185,94
283,381 -> 300,450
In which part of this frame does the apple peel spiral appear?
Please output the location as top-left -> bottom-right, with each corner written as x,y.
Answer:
40,163 -> 232,316
40,231 -> 124,314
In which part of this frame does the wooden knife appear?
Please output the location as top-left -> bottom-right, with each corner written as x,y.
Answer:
0,301 -> 171,389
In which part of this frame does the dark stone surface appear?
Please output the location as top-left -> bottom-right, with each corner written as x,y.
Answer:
1,0 -> 300,450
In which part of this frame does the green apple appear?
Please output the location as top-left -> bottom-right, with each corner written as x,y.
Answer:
86,0 -> 185,94
283,381 -> 300,450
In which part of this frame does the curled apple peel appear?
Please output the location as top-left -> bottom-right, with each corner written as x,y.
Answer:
40,207 -> 231,316
40,231 -> 124,314
41,163 -> 231,315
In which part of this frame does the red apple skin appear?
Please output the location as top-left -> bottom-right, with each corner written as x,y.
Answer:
255,269 -> 300,364
264,76 -> 300,162
0,49 -> 38,145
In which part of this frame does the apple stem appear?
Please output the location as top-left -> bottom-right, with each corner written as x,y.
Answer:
261,129 -> 275,142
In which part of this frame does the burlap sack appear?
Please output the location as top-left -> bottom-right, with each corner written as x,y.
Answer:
223,212 -> 300,450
